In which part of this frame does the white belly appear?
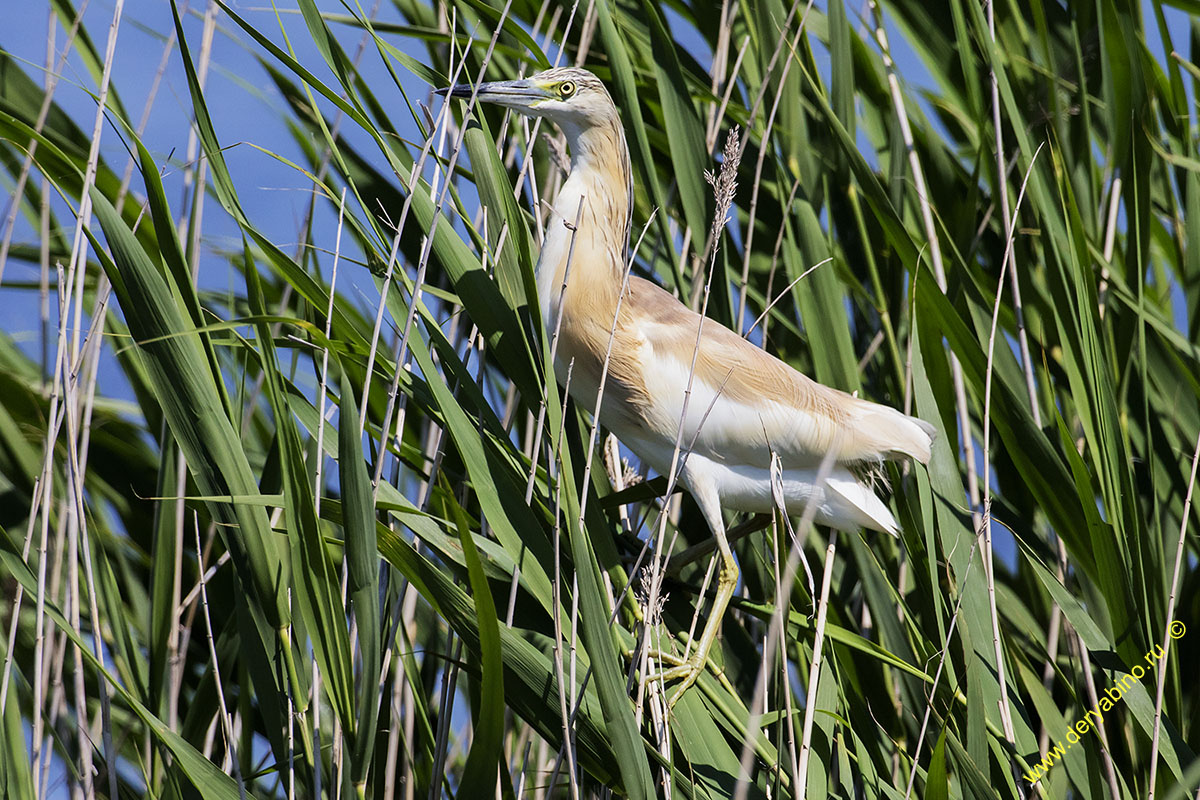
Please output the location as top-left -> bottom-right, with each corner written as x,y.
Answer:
614,426 -> 898,535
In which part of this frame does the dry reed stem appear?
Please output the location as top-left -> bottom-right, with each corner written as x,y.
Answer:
40,508 -> 69,788
399,584 -> 421,800
287,588 -> 296,800
574,0 -> 599,64
902,534 -> 985,798
167,4 -> 220,757
768,456 -> 801,788
983,4 -> 1074,772
731,0 -> 810,323
1147,428 -> 1200,798
544,192 -> 657,772
506,0 -> 586,243
987,0 -> 1041,431
1098,177 -> 1122,320
69,366 -> 121,800
525,197 -> 586,503
711,35 -> 752,166
366,62 -> 466,487
745,257 -> 833,340
514,737 -> 534,799
29,270 -> 71,793
757,173 -> 802,345
567,562 -> 582,796
311,189 -> 347,800
1070,634 -> 1122,799
703,0 -> 734,150
360,25 -> 471,436
796,528 -> 838,790
430,634 -> 464,800
1091,175 -> 1126,800
574,250 -> 637,531
1,161 -> 53,709
315,187 -> 347,513
732,11 -> 808,322
39,165 -> 51,388
0,1 -> 88,287
634,128 -> 741,709
981,143 -> 1043,775
26,0 -> 127,793
869,0 -> 982,533
732,441 -> 839,800
550,361 -> 582,800
195,517 -> 246,796
65,496 -> 95,800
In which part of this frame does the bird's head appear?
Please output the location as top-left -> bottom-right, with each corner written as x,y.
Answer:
437,67 -> 616,137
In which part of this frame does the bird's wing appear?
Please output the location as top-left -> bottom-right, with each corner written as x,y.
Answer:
625,277 -> 934,468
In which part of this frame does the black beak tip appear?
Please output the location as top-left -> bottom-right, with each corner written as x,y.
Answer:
435,85 -> 471,99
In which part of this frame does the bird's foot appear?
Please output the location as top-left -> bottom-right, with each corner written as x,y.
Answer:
628,547 -> 743,709
642,651 -> 705,709
628,645 -> 731,709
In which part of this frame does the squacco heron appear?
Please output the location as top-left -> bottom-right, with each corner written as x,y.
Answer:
440,67 -> 936,705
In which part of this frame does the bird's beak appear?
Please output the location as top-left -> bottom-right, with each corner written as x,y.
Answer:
434,78 -> 552,110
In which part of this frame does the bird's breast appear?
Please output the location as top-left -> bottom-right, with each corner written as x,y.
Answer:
552,291 -> 653,433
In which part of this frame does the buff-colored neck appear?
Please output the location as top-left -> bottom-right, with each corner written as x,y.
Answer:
535,112 -> 632,330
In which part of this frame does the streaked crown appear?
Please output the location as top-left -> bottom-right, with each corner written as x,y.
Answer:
439,67 -> 618,132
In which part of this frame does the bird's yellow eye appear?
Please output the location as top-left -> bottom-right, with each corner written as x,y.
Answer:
559,81 -> 576,98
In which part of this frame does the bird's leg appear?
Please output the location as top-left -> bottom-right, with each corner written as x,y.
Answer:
642,485 -> 738,708
665,513 -> 771,576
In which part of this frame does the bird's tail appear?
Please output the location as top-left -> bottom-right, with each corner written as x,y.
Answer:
825,467 -> 901,536
848,402 -> 938,465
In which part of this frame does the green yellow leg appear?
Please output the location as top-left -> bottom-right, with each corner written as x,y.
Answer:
641,483 -> 738,708
665,513 -> 770,576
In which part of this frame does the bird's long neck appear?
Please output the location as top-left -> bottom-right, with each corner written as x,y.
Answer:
536,114 -> 632,331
